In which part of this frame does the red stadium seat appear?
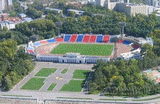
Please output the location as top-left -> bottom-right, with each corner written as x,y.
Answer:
40,40 -> 47,44
89,35 -> 97,43
132,44 -> 140,49
118,39 -> 123,43
56,38 -> 64,42
70,34 -> 78,42
83,35 -> 90,42
103,35 -> 110,43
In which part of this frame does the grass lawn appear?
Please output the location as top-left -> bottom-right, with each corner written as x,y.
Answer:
132,96 -> 160,101
60,80 -> 84,92
99,98 -> 127,101
21,78 -> 45,90
73,70 -> 90,79
61,69 -> 68,74
57,97 -> 92,100
50,43 -> 113,56
35,68 -> 57,77
47,83 -> 57,91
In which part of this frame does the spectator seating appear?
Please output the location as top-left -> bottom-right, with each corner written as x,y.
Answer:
89,35 -> 97,43
27,47 -> 34,50
103,35 -> 110,43
48,38 -> 56,43
83,35 -> 90,42
76,34 -> 84,42
40,40 -> 47,44
28,50 -> 34,54
56,38 -> 63,42
131,44 -> 140,49
64,34 -> 71,42
96,35 -> 103,42
123,40 -> 131,45
118,39 -> 123,43
70,34 -> 78,42
34,42 -> 41,47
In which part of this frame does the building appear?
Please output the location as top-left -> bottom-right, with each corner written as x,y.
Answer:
36,52 -> 110,64
0,0 -> 5,11
7,0 -> 12,6
45,7 -> 63,14
105,0 -> 150,16
96,0 -> 106,6
143,69 -> 160,83
67,9 -> 85,16
145,0 -> 160,7
19,13 -> 26,19
66,2 -> 84,8
0,21 -> 15,29
0,0 -> 12,11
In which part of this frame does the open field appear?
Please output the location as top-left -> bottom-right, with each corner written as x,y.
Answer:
73,70 -> 91,79
35,68 -> 57,77
47,83 -> 57,91
60,80 -> 84,92
21,78 -> 45,90
50,43 -> 114,56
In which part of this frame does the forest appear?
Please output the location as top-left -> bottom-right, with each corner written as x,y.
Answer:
0,39 -> 35,91
88,46 -> 160,96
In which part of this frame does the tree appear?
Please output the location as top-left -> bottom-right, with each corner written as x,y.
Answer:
2,76 -> 12,91
68,11 -> 76,17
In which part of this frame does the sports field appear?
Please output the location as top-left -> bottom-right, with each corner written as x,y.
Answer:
50,43 -> 114,56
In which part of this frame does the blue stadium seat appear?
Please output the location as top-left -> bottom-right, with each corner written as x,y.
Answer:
47,38 -> 56,43
64,34 -> 71,42
27,47 -> 34,50
76,35 -> 84,42
34,42 -> 41,46
96,35 -> 103,43
123,40 -> 131,45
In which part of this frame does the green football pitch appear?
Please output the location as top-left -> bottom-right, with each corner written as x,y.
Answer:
50,43 -> 114,56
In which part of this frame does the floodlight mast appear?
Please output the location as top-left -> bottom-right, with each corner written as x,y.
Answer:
55,22 -> 63,36
113,22 -> 126,59
119,22 -> 126,39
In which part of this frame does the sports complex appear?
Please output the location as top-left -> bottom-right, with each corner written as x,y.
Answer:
1,34 -> 158,104
26,34 -> 153,63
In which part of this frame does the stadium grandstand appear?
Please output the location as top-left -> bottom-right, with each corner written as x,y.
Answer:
26,34 -> 153,64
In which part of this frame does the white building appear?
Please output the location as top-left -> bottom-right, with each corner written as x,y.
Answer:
105,0 -> 150,16
0,0 -> 5,11
120,48 -> 141,60
45,7 -> 63,14
67,9 -> 85,16
145,0 -> 160,7
0,21 -> 15,29
96,0 -> 106,7
36,52 -> 110,64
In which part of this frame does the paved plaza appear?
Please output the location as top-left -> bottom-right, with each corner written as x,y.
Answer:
12,62 -> 93,92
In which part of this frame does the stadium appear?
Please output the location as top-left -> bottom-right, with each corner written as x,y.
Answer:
26,34 -> 153,64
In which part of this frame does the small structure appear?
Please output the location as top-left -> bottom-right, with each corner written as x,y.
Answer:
143,69 -> 160,83
67,9 -> 85,16
45,7 -> 62,14
19,13 -> 26,19
120,48 -> 141,60
22,17 -> 33,23
0,21 -> 15,29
